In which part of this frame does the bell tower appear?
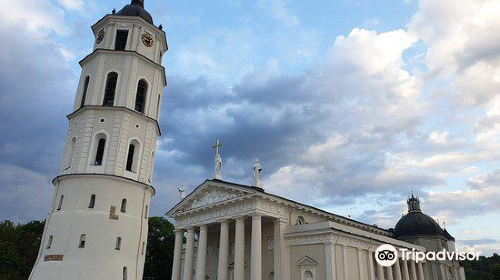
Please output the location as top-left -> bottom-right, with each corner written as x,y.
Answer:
29,1 -> 167,280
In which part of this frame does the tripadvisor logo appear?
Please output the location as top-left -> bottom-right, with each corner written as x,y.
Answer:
375,244 -> 480,266
375,244 -> 398,267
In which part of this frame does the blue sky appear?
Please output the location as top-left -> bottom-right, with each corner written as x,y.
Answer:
0,0 -> 499,256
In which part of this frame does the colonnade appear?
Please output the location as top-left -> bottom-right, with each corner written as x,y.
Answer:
372,250 -> 426,280
171,214 -> 284,280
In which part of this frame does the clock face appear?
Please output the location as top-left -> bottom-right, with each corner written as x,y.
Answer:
96,30 -> 105,44
141,33 -> 154,47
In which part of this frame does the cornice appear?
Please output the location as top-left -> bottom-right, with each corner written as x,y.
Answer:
67,105 -> 161,136
79,48 -> 167,87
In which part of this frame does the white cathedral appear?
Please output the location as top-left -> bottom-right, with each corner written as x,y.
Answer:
28,1 -> 467,280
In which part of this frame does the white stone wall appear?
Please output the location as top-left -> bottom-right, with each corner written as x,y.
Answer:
29,175 -> 153,280
60,107 -> 159,185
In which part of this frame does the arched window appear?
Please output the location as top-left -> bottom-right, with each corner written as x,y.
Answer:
115,237 -> 122,250
103,72 -> 118,106
89,194 -> 96,208
125,140 -> 140,173
141,241 -> 145,255
46,235 -> 53,249
95,138 -> 106,165
123,266 -> 128,280
144,205 -> 148,219
134,80 -> 147,113
56,195 -> 64,211
79,234 -> 86,248
120,199 -> 127,213
65,137 -> 76,169
126,144 -> 135,171
80,76 -> 90,108
295,216 -> 305,225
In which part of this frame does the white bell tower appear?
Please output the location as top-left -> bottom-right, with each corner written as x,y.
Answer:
29,1 -> 167,279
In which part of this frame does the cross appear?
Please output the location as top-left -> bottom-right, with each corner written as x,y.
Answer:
212,139 -> 222,156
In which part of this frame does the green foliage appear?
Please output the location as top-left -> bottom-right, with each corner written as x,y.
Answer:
143,217 -> 176,280
0,220 -> 45,280
491,263 -> 500,280
461,253 -> 500,280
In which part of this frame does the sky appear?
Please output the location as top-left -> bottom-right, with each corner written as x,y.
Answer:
0,0 -> 499,256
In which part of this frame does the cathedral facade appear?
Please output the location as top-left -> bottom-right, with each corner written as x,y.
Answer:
29,1 -> 167,280
167,179 -> 466,280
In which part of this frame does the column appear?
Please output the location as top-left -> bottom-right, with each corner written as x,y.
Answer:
251,215 -> 262,280
171,229 -> 184,280
183,228 -> 195,280
274,219 -> 286,280
234,217 -> 246,280
387,265 -> 394,280
325,243 -> 337,280
401,260 -> 410,280
195,225 -> 208,280
368,251 -> 375,280
358,249 -> 367,280
394,259 -> 403,280
217,220 -> 230,280
343,245 -> 349,280
377,263 -> 385,280
410,261 -> 417,280
417,262 -> 425,280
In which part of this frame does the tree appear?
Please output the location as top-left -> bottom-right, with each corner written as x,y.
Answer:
0,220 -> 45,280
491,264 -> 500,280
143,217 -> 176,280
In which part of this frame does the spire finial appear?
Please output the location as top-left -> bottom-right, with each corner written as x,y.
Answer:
213,139 -> 223,180
131,0 -> 144,8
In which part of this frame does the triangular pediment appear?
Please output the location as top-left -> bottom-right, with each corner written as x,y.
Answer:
297,256 -> 317,267
167,180 -> 255,215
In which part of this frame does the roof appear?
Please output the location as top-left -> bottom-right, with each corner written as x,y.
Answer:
443,229 -> 456,241
116,0 -> 153,24
394,211 -> 445,238
167,178 -> 391,236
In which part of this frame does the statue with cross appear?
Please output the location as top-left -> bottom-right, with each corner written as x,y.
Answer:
213,139 -> 223,179
253,159 -> 263,188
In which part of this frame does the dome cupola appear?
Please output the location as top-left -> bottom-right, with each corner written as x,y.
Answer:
117,0 -> 154,24
394,194 -> 445,238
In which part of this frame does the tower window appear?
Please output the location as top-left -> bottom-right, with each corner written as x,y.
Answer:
126,144 -> 135,171
123,267 -> 128,280
144,205 -> 148,219
115,237 -> 122,250
103,72 -> 118,107
56,195 -> 64,211
95,138 -> 106,165
46,235 -> 53,249
80,76 -> 90,108
79,234 -> 86,248
134,80 -> 147,113
120,199 -> 127,213
89,194 -> 96,208
115,30 -> 129,51
141,241 -> 145,255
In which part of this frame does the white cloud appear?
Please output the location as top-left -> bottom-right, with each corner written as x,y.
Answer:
0,0 -> 69,35
57,0 -> 85,12
257,0 -> 300,27
428,131 -> 449,144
